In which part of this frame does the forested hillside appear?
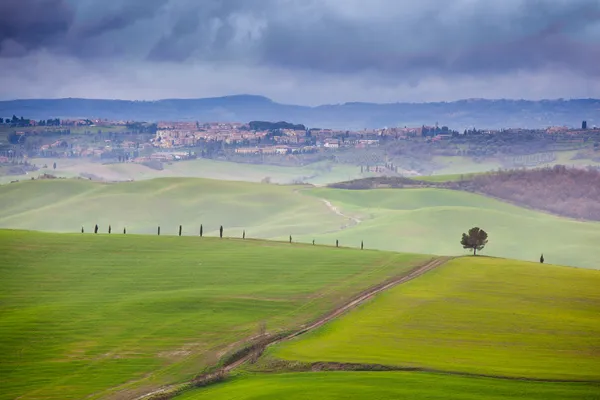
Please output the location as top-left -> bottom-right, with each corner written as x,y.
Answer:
456,166 -> 600,221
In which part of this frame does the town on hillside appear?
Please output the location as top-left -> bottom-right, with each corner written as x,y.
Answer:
0,116 -> 598,177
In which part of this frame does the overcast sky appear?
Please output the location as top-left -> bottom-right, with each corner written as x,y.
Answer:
1,0 -> 599,104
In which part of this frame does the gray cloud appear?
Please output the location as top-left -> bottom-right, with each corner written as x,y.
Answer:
0,0 -> 74,56
1,0 -> 599,102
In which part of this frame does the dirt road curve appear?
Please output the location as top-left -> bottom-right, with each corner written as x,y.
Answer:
321,199 -> 362,228
226,256 -> 450,371
135,257 -> 450,400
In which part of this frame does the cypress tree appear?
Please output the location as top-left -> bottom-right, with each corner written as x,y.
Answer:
94,224 -> 98,234
219,226 -> 223,238
81,226 -> 84,234
243,230 -> 246,239
123,227 -> 126,234
336,239 -> 339,248
108,225 -> 111,234
540,254 -> 545,264
200,224 -> 203,237
179,225 -> 182,237
289,235 -> 292,243
312,239 -> 315,245
158,226 -> 161,236
361,240 -> 364,250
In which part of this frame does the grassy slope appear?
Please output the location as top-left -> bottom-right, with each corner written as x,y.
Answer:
300,187 -> 600,270
3,158 -> 362,185
272,257 -> 600,380
431,155 -> 503,175
414,172 -> 487,182
0,178 -> 345,237
1,178 -> 599,269
178,372 -> 600,400
430,151 -> 600,177
0,230 -> 428,400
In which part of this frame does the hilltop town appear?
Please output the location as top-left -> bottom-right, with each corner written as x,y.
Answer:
1,116 -> 599,178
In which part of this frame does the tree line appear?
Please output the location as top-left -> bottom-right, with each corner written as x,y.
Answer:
81,224 -> 365,250
452,165 -> 600,221
80,223 -> 551,264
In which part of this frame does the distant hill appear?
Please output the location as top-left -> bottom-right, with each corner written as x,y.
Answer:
0,95 -> 598,130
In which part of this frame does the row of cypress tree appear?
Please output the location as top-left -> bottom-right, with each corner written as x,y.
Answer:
81,224 -> 365,249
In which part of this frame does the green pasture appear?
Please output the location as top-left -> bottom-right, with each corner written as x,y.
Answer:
0,230 -> 428,399
0,178 -> 345,238
431,155 -> 503,175
9,158 -> 363,185
272,257 -> 600,380
299,187 -> 600,270
414,172 -> 487,182
178,372 -> 600,400
1,178 -> 599,269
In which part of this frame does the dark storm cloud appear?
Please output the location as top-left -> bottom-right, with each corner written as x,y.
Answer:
2,0 -> 599,78
77,0 -> 169,39
1,0 -> 600,103
255,0 -> 600,77
0,0 -> 74,56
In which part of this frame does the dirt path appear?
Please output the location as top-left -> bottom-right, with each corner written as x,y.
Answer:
211,258 -> 449,373
135,257 -> 449,400
321,199 -> 362,227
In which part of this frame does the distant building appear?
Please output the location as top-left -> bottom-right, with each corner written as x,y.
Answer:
582,120 -> 588,130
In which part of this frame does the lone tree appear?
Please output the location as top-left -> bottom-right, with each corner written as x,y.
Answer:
243,230 -> 246,239
108,225 -> 112,234
200,224 -> 203,237
81,226 -> 84,234
289,235 -> 292,243
540,254 -> 545,264
158,226 -> 161,236
179,225 -> 182,237
94,224 -> 98,234
361,240 -> 364,250
460,227 -> 488,256
219,225 -> 223,238
336,239 -> 339,248
123,227 -> 126,234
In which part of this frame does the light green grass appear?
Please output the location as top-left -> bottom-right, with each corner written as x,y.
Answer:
432,155 -> 503,175
299,187 -> 600,270
0,230 -> 428,400
272,257 -> 600,380
178,372 -> 600,400
0,178 -> 345,237
431,151 -> 600,176
9,158 -> 362,185
1,179 -> 600,269
414,172 -> 487,182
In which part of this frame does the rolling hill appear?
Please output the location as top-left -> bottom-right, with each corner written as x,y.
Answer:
0,178 -> 599,269
271,257 -> 600,380
177,372 -> 600,400
0,230 -> 429,400
1,96 -> 598,129
0,157 -> 363,186
174,256 -> 600,400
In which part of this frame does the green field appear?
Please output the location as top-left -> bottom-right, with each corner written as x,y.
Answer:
299,187 -> 600,269
431,155 -> 504,175
0,178 -> 346,238
414,172 -> 488,182
1,158 -> 364,186
272,257 -> 600,380
1,178 -> 599,269
0,230 -> 429,400
178,372 -> 600,400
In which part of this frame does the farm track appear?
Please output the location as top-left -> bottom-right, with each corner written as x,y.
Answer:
321,199 -> 362,228
135,256 -> 450,400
